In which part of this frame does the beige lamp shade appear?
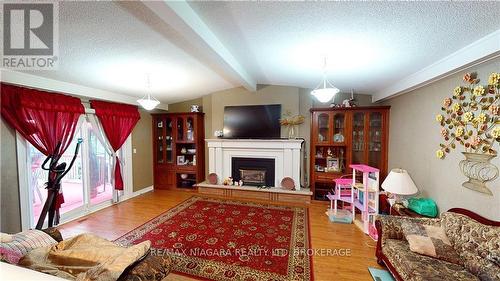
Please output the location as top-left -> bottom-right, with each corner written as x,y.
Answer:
382,168 -> 418,195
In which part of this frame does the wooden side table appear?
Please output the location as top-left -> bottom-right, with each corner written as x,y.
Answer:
390,203 -> 427,218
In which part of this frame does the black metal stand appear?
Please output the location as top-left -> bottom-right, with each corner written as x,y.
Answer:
35,139 -> 82,230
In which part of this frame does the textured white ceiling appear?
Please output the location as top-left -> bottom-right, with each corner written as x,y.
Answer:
18,1 -> 500,103
21,1 -> 232,104
189,1 -> 500,94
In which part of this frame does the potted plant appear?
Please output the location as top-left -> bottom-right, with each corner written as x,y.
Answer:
436,72 -> 500,195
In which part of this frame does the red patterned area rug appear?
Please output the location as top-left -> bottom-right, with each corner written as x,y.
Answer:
115,196 -> 313,281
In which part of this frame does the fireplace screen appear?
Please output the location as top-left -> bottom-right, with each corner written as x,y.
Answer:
239,169 -> 266,185
232,157 -> 275,187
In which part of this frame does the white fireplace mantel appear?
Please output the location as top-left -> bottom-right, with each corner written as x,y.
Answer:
206,139 -> 304,190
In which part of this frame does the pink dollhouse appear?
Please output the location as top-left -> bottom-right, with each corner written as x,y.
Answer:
327,164 -> 380,240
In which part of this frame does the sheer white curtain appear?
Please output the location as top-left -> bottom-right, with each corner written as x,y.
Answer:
87,114 -> 121,202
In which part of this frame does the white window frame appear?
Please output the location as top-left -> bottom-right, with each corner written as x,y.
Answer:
16,119 -> 134,231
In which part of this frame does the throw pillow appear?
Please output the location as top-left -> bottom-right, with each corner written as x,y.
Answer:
0,247 -> 23,264
0,229 -> 57,264
401,221 -> 462,265
0,232 -> 13,243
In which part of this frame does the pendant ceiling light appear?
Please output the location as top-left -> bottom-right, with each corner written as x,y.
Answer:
311,58 -> 340,103
137,74 -> 160,111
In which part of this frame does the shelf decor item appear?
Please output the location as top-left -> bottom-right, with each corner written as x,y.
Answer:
436,72 -> 499,195
333,132 -> 344,143
190,105 -> 201,112
326,157 -> 340,172
279,111 -> 305,139
280,177 -> 295,190
177,155 -> 185,165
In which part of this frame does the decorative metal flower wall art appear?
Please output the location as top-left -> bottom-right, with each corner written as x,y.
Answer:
436,72 -> 500,195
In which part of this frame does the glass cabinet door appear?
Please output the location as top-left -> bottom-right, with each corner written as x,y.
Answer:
352,112 -> 365,164
176,117 -> 185,141
186,116 -> 194,142
165,117 -> 173,163
368,112 -> 383,168
156,118 -> 165,164
332,113 -> 345,144
316,112 -> 330,143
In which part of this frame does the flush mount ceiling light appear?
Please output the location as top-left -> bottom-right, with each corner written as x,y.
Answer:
137,73 -> 160,111
311,58 -> 340,103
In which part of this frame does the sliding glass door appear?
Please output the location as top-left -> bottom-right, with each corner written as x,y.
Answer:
87,126 -> 113,206
29,130 -> 86,224
27,118 -> 114,227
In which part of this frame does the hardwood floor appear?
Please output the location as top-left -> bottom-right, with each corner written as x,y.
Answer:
58,189 -> 382,281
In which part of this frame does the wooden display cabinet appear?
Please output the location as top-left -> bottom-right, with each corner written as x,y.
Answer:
152,112 -> 205,189
310,106 -> 390,200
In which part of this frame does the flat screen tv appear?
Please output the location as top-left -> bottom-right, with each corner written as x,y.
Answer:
223,104 -> 281,139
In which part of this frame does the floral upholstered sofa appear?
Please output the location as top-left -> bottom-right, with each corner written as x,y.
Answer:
375,208 -> 499,281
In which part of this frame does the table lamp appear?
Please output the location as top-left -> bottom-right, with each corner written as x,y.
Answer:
382,168 -> 418,206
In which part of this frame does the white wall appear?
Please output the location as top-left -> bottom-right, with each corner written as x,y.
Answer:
0,117 -> 21,232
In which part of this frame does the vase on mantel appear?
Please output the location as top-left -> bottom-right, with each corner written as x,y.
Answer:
459,152 -> 499,195
287,125 -> 297,139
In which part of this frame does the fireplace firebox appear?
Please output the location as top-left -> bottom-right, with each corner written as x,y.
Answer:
231,157 -> 275,186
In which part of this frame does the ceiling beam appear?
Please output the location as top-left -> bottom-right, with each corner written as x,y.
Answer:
0,69 -> 169,110
373,29 -> 500,102
142,0 -> 256,92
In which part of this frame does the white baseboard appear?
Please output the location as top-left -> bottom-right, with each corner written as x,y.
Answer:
133,185 -> 154,196
120,185 -> 154,202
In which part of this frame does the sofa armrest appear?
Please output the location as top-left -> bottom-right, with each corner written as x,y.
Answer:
41,227 -> 63,242
118,252 -> 172,281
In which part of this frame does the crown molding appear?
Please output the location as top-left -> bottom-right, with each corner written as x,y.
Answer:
373,29 -> 500,102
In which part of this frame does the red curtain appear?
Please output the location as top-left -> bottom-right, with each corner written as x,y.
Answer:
90,100 -> 140,190
1,83 -> 85,209
1,83 -> 84,156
